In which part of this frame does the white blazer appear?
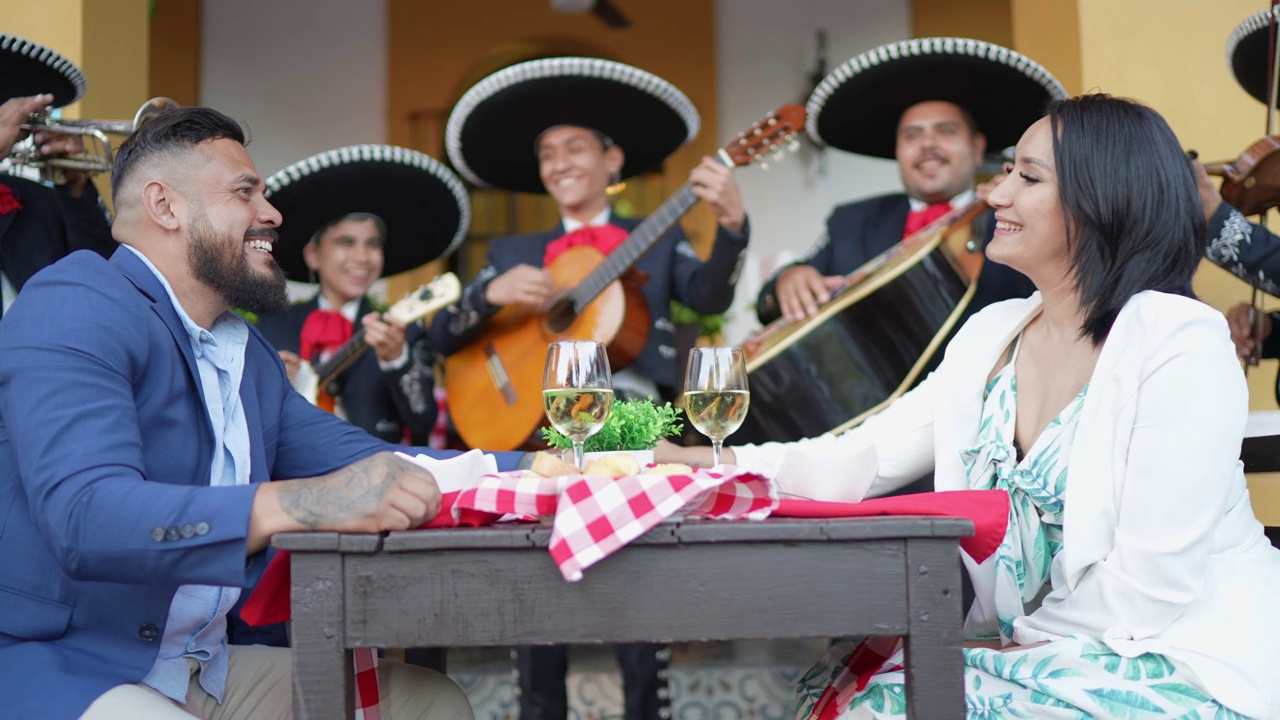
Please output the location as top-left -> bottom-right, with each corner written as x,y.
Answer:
736,291 -> 1280,719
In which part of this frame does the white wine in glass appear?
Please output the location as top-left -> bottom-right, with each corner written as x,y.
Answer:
683,346 -> 750,467
542,340 -> 613,470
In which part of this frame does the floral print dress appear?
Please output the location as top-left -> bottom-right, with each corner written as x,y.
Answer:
794,336 -> 1245,719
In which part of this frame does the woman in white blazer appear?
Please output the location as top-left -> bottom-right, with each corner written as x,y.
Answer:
664,95 -> 1280,718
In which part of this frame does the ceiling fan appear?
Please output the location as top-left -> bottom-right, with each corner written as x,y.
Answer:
549,0 -> 631,29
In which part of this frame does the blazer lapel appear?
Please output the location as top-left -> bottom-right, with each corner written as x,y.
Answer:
111,249 -> 210,415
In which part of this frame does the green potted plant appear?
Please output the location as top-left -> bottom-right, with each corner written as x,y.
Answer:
541,397 -> 683,462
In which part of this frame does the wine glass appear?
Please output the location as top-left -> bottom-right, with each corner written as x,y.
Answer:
683,346 -> 750,468
543,340 -> 614,470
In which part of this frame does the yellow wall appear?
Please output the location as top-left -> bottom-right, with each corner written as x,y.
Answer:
149,0 -> 202,107
1011,0 -> 1083,95
913,0 -> 1014,46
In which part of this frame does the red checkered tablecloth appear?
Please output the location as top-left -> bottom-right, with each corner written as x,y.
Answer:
453,466 -> 777,580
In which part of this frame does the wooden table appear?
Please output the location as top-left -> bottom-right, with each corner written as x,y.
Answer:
277,516 -> 974,720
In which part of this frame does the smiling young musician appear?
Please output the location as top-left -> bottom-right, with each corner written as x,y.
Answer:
435,56 -> 752,720
255,145 -> 469,445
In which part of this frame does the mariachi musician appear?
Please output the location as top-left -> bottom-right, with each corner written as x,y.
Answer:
435,56 -> 749,407
756,38 -> 1065,354
1198,7 -> 1280,405
0,33 -> 115,315
255,144 -> 469,445
735,38 -> 1065,448
434,56 -> 749,720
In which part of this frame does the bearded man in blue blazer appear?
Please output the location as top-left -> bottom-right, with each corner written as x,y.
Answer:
0,107 -> 514,720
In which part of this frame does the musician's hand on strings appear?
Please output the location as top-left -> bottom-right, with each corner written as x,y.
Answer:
775,264 -> 845,321
690,157 -> 746,233
1191,159 -> 1223,221
1226,303 -> 1271,360
277,350 -> 302,382
485,264 -> 554,308
0,93 -> 52,161
362,312 -> 409,364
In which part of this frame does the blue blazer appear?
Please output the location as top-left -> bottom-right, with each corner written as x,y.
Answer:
0,249 -> 513,719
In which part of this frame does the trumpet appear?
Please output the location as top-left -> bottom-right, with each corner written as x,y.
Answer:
6,96 -> 179,181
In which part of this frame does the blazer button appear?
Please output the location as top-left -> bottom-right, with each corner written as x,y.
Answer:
139,624 -> 159,642
180,524 -> 195,539
195,522 -> 210,536
150,527 -> 166,542
165,527 -> 180,541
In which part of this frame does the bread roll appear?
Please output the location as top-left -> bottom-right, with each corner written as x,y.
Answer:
531,451 -> 579,478
583,452 -> 641,478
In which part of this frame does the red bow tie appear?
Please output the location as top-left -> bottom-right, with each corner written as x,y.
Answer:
543,223 -> 630,265
0,183 -> 22,216
299,308 -> 353,363
902,202 -> 953,238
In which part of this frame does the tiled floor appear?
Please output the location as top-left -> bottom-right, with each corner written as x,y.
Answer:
450,640 -> 826,720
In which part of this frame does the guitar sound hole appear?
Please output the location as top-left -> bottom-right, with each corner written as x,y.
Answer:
546,297 -> 577,333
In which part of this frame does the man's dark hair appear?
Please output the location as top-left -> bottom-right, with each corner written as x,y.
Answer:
111,107 -> 247,201
1047,93 -> 1206,344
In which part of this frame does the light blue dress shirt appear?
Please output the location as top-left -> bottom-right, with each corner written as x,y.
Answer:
124,246 -> 252,703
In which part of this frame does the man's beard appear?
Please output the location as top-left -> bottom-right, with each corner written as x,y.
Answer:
187,209 -> 290,317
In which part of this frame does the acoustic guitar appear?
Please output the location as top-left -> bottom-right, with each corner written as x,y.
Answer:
446,105 -> 807,451
293,273 -> 461,412
733,201 -> 988,444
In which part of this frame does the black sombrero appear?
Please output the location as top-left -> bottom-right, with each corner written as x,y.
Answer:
445,56 -> 700,194
0,33 -> 86,107
264,144 -> 470,280
807,37 -> 1067,159
1228,7 -> 1280,107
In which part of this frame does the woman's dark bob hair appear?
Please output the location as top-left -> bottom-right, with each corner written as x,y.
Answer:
1047,94 -> 1206,344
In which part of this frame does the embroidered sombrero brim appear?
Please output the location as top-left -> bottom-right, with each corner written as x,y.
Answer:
1228,8 -> 1280,107
445,56 -> 700,194
0,34 -> 86,108
264,144 -> 470,280
807,37 -> 1067,159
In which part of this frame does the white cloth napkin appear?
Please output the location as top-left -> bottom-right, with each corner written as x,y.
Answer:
396,449 -> 498,493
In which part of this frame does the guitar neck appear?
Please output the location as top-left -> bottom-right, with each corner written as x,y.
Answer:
313,326 -> 369,390
569,181 -> 699,310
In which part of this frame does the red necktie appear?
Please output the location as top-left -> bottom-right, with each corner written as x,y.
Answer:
298,309 -> 354,363
543,223 -> 630,265
902,202 -> 952,238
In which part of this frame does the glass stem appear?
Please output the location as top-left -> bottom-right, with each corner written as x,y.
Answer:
572,440 -> 586,471
711,440 -> 723,468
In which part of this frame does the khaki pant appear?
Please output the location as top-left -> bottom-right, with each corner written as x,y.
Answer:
79,645 -> 473,720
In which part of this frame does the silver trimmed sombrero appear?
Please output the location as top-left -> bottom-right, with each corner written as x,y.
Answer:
445,56 -> 700,194
265,144 -> 470,280
0,33 -> 86,107
1227,7 -> 1280,107
807,37 -> 1067,159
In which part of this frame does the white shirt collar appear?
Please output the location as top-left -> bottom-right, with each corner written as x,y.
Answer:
562,206 -> 612,234
908,188 -> 975,213
317,294 -> 362,323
